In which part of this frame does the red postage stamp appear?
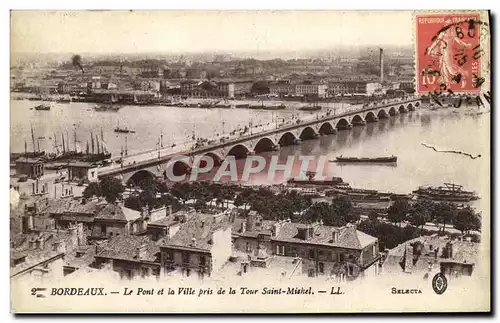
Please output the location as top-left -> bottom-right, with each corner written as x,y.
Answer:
416,13 -> 483,94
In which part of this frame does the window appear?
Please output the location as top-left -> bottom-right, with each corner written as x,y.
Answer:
319,262 -> 324,274
372,244 -> 377,256
152,268 -> 160,277
141,267 -> 149,278
101,224 -> 106,234
309,249 -> 315,260
246,242 -> 250,252
200,255 -> 206,266
340,253 -> 345,262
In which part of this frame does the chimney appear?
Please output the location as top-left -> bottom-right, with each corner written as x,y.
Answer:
272,222 -> 282,237
201,220 -> 205,228
241,221 -> 247,233
191,237 -> 197,247
379,48 -> 384,84
36,236 -> 45,250
136,245 -> 148,259
28,238 -> 35,249
167,205 -> 172,217
68,225 -> 78,249
76,223 -> 85,246
332,230 -> 339,243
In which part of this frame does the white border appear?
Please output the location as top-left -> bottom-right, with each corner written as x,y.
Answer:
2,1 -> 498,322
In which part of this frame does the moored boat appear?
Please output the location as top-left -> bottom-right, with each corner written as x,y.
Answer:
413,183 -> 479,202
299,105 -> 322,111
34,103 -> 52,111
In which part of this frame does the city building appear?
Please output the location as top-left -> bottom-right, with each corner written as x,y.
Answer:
90,202 -> 142,240
15,157 -> 45,179
294,82 -> 328,99
231,212 -> 380,279
43,198 -> 106,230
383,234 -> 479,277
328,81 -> 383,96
269,80 -> 293,97
159,212 -> 232,279
94,235 -> 161,280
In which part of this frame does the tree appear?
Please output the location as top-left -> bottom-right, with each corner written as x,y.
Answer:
368,211 -> 379,221
431,202 -> 456,234
82,177 -> 124,203
454,206 -> 481,235
83,182 -> 101,199
387,199 -> 410,227
409,199 -> 433,230
100,177 -> 125,203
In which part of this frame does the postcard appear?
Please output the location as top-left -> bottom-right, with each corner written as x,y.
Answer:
10,10 -> 491,313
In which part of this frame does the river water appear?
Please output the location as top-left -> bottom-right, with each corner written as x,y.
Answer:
10,99 -> 490,213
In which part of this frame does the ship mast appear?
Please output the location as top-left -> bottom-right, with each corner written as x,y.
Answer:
90,131 -> 95,154
74,128 -> 77,152
62,132 -> 66,153
30,124 -> 36,153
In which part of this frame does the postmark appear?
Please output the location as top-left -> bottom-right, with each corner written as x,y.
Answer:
432,273 -> 448,295
416,13 -> 488,96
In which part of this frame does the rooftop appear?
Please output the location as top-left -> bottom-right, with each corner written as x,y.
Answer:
96,235 -> 160,264
162,213 -> 230,252
232,217 -> 377,250
94,203 -> 141,222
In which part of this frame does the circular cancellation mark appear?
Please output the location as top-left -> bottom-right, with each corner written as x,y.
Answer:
432,273 -> 448,295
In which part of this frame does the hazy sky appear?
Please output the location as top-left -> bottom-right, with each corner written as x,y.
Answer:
11,11 -> 413,54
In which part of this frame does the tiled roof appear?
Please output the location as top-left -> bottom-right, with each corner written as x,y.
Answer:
274,222 -> 368,250
163,213 -> 230,252
96,235 -> 160,263
45,198 -> 105,215
95,203 -> 141,222
64,245 -> 96,269
232,217 -> 374,250
148,216 -> 179,228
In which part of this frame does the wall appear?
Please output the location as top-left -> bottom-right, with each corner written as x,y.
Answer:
92,220 -> 127,238
111,259 -> 160,280
161,248 -> 211,278
360,242 -> 380,268
210,227 -> 232,272
12,256 -> 64,284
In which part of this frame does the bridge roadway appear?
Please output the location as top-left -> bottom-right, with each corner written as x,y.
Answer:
97,97 -> 421,180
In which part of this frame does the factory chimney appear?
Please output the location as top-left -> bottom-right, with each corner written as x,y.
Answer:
379,48 -> 384,84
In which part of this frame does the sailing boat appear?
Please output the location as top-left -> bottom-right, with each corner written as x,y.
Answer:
114,120 -> 135,133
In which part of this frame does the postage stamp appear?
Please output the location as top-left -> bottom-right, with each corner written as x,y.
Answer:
415,12 -> 487,95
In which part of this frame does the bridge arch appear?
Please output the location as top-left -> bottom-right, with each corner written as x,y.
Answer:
415,101 -> 420,107
388,107 -> 397,116
318,122 -> 336,135
377,109 -> 389,119
253,137 -> 277,153
399,105 -> 407,113
299,126 -> 318,140
278,131 -> 299,146
364,111 -> 378,123
126,169 -> 157,187
407,103 -> 415,111
226,143 -> 251,159
351,114 -> 365,126
336,118 -> 351,130
198,152 -> 224,167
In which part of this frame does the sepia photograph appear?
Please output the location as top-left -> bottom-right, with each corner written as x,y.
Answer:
9,9 -> 491,313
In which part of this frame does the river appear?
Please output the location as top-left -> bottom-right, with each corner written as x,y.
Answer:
10,99 -> 490,213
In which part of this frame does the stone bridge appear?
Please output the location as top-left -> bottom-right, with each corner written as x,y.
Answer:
97,98 -> 421,185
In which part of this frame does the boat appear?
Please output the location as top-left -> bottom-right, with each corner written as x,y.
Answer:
263,104 -> 286,110
299,105 -> 322,111
55,97 -> 72,103
34,103 -> 51,111
114,121 -> 135,134
413,183 -> 479,202
287,171 -> 344,186
333,155 -> 397,163
94,104 -> 121,112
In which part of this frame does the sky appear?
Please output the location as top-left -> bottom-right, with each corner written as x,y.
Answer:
11,11 -> 413,55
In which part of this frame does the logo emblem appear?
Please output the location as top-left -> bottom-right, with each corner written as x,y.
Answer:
432,273 -> 448,295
